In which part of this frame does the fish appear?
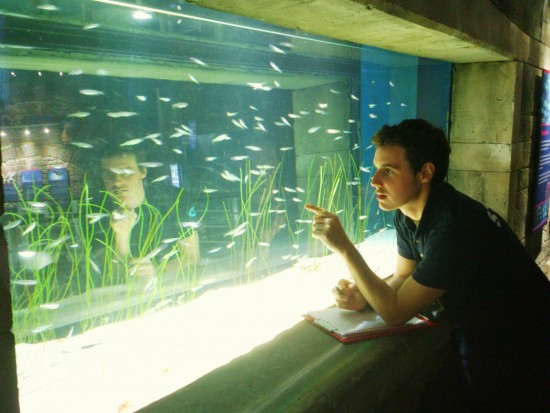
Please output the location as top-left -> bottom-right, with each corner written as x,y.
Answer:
221,170 -> 241,182
213,133 -> 231,142
270,61 -> 282,73
37,4 -> 59,11
369,113 -> 378,119
150,175 -> 169,183
112,211 -> 128,220
136,95 -> 147,101
188,74 -> 200,84
368,103 -> 377,108
143,246 -> 164,261
202,188 -> 218,194
255,123 -> 267,132
79,89 -> 104,96
138,162 -> 163,168
22,221 -> 37,236
205,156 -> 217,161
172,102 -> 189,109
326,129 -> 340,134
159,97 -> 171,102
83,23 -> 100,30
308,126 -> 321,134
190,57 -> 208,66
90,259 -> 101,274
400,102 -> 407,107
87,213 -> 109,224
249,105 -> 259,111
40,303 -> 60,310
162,237 -> 179,244
360,166 -> 371,172
18,250 -> 36,258
70,142 -> 93,148
144,133 -> 161,140
274,80 -> 281,88
389,81 -> 395,87
274,197 -> 285,202
162,249 -> 178,260
279,41 -> 293,48
351,94 -> 359,101
269,44 -> 286,54
245,257 -> 257,268
120,138 -> 144,146
281,117 -> 291,127
208,247 -> 222,254
13,279 -> 38,286
280,147 -> 293,151
181,221 -> 200,229
287,113 -> 300,119
173,149 -> 183,154
107,111 -> 138,118
247,82 -> 272,91
46,235 -> 71,250
3,220 -> 21,230
225,222 -> 248,237
284,187 -> 296,193
68,111 -> 91,118
226,112 -> 238,117
348,119 -> 356,123
245,146 -> 262,151
226,241 -> 235,249
330,89 -> 341,94
258,242 -> 270,247
231,155 -> 249,161
296,187 -> 305,193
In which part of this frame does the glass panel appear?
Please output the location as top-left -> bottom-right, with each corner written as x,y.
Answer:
0,1 -> 451,411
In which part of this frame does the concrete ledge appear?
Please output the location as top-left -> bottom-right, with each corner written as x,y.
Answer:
139,314 -> 453,413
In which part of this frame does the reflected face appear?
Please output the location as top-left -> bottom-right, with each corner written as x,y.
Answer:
370,145 -> 423,212
100,153 -> 146,209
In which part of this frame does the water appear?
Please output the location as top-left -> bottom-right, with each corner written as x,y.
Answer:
0,1 -> 450,411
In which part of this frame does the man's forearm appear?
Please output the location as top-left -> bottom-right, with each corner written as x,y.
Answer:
339,246 -> 400,324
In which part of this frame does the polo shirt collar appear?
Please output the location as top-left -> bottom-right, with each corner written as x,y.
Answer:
406,182 -> 454,235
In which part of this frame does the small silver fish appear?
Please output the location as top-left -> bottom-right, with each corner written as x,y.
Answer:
13,279 -> 37,286
173,148 -> 183,154
212,134 -> 231,142
221,170 -> 241,182
22,221 -> 37,236
281,117 -> 291,127
231,155 -> 249,161
37,4 -> 59,11
3,220 -> 21,230
120,138 -> 144,146
269,44 -> 286,54
308,126 -> 321,134
172,102 -> 189,109
159,97 -> 171,102
190,57 -> 208,66
136,95 -> 147,101
83,23 -> 100,30
107,111 -> 138,118
87,213 -> 109,224
79,89 -> 104,96
70,141 -> 93,148
245,257 -> 257,268
369,113 -> 378,119
203,188 -> 218,193
326,129 -> 340,134
249,105 -> 259,111
351,94 -> 359,101
270,61 -> 282,73
138,162 -> 163,168
318,103 -> 328,108
245,146 -> 262,151
208,247 -> 222,254
258,242 -> 270,247
330,89 -> 341,94
68,111 -> 91,118
143,133 -> 161,140
226,112 -> 238,117
205,156 -> 217,161
46,235 -> 71,250
188,74 -> 200,84
280,147 -> 293,151
150,175 -> 169,184
40,303 -> 60,310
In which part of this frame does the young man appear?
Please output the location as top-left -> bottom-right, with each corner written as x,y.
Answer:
97,147 -> 200,285
305,119 -> 549,411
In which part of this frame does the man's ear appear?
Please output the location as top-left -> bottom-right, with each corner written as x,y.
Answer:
140,167 -> 147,179
419,162 -> 435,183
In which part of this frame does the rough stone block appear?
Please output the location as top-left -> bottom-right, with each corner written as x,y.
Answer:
449,142 -> 511,172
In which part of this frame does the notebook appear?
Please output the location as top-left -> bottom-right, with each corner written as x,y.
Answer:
304,306 -> 435,344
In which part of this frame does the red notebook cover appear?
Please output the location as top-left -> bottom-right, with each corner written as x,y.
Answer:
304,307 -> 435,344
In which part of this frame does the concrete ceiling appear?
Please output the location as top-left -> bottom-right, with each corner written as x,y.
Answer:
188,0 -> 513,63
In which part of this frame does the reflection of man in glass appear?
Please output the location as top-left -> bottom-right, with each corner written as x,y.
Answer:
98,147 -> 200,285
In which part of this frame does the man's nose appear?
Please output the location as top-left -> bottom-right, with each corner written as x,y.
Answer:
370,171 -> 381,188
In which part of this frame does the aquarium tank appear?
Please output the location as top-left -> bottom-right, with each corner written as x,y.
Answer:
0,1 -> 451,411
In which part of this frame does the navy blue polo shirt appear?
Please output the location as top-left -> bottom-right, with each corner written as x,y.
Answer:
395,182 -> 550,351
